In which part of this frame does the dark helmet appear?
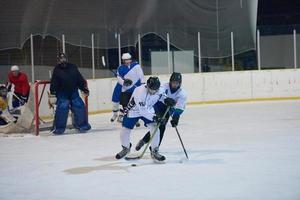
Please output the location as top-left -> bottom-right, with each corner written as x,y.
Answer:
57,52 -> 67,63
170,72 -> 182,84
169,72 -> 182,92
147,76 -> 160,93
0,85 -> 8,97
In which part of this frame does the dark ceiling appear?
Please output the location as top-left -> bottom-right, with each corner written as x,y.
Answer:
258,0 -> 300,25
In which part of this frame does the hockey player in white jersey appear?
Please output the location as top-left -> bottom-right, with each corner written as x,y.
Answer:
115,76 -> 176,162
115,53 -> 145,123
135,72 -> 187,151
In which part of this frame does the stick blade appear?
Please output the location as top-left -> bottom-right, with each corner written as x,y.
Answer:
125,154 -> 141,160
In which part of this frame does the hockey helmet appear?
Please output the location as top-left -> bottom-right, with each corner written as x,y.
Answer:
169,72 -> 182,93
121,53 -> 132,60
147,76 -> 160,94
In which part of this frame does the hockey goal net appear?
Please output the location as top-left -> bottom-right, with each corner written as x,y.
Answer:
32,80 -> 88,135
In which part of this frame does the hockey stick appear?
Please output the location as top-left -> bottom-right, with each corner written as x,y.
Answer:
174,126 -> 189,159
125,106 -> 171,160
102,56 -> 118,77
11,93 -> 25,105
102,55 -> 139,88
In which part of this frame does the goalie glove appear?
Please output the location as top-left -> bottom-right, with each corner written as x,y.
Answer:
81,87 -> 90,97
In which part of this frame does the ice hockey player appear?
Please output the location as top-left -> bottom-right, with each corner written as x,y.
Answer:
49,53 -> 91,134
115,77 -> 176,162
0,85 -> 16,126
7,65 -> 30,108
114,53 -> 145,123
135,72 -> 187,151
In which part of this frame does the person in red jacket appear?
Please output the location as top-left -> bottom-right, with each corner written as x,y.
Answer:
7,65 -> 30,108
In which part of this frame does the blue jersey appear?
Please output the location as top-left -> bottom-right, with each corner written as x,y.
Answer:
117,61 -> 145,93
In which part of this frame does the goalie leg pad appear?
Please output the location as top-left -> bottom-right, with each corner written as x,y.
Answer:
71,95 -> 91,132
53,98 -> 70,134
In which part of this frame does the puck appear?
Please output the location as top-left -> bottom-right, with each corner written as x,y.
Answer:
131,164 -> 137,167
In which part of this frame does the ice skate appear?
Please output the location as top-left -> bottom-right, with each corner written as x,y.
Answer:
117,114 -> 123,123
151,147 -> 166,162
115,144 -> 131,159
110,112 -> 118,122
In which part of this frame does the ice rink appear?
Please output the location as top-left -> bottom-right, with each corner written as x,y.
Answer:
0,100 -> 300,200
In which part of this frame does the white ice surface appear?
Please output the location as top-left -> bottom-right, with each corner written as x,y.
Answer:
0,100 -> 300,200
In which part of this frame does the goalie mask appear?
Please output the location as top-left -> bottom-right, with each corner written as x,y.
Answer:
57,52 -> 67,66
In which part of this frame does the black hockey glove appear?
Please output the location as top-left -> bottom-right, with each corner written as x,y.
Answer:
123,79 -> 133,86
82,87 -> 90,96
170,115 -> 180,127
153,115 -> 166,125
164,97 -> 176,107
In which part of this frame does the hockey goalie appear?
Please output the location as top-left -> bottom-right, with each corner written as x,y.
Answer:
0,85 -> 34,134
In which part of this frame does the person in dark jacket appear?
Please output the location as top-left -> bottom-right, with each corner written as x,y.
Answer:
50,53 -> 91,134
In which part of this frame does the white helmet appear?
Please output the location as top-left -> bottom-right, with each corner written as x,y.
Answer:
121,53 -> 132,60
11,65 -> 20,71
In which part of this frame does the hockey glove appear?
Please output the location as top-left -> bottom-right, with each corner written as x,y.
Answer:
164,97 -> 176,107
170,115 -> 180,127
123,79 -> 133,86
82,87 -> 90,97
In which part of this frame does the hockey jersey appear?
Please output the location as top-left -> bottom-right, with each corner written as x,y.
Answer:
8,72 -> 30,96
160,83 -> 187,116
127,84 -> 163,120
50,63 -> 87,97
117,61 -> 145,93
